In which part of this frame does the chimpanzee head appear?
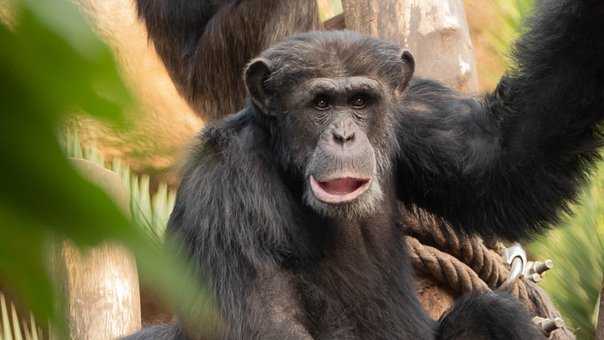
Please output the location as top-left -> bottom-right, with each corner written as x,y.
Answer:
244,31 -> 415,219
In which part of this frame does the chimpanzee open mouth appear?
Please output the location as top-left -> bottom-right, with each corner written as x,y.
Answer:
309,175 -> 372,203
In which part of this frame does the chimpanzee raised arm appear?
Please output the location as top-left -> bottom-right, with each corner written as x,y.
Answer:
396,0 -> 604,240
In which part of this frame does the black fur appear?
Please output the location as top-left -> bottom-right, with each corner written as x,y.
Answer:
135,0 -> 320,120
436,293 -> 543,340
125,324 -> 186,339
396,0 -> 604,240
126,0 -> 604,339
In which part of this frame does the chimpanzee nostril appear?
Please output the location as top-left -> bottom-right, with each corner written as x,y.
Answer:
333,130 -> 355,145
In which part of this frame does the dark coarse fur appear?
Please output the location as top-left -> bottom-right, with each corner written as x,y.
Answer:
135,0 -> 320,120
396,0 -> 604,240
436,293 -> 539,340
125,0 -> 604,339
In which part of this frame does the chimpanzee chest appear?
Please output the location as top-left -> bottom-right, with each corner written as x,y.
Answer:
293,217 -> 434,340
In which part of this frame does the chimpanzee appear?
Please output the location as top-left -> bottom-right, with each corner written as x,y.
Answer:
127,0 -> 604,339
134,0 -> 320,120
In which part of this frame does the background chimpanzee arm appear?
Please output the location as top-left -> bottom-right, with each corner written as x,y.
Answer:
396,0 -> 604,240
135,0 -> 320,120
166,114 -> 314,339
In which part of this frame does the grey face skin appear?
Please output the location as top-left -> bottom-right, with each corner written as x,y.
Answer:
248,69 -> 396,218
294,77 -> 385,218
244,32 -> 415,220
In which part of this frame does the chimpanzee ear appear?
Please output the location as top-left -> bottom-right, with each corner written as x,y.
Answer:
245,58 -> 273,114
398,50 -> 415,91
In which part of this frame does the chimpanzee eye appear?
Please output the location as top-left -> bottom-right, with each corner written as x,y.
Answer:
313,95 -> 331,111
350,94 -> 368,109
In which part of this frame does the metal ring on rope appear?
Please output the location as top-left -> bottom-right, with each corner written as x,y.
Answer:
401,206 -> 574,339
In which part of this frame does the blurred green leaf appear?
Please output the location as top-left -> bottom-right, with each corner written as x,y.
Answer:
0,292 -> 42,340
23,0 -> 105,58
0,208 -> 54,325
0,0 -> 215,335
317,0 -> 342,22
529,163 -> 604,339
0,2 -> 132,326
488,0 -> 535,66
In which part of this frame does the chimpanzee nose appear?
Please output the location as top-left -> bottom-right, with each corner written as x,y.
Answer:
332,125 -> 355,145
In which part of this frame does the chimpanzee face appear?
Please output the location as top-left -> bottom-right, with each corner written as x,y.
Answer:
244,32 -> 415,219
280,76 -> 388,218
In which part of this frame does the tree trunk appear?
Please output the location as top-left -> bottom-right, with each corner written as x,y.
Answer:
53,159 -> 141,340
342,0 -> 479,93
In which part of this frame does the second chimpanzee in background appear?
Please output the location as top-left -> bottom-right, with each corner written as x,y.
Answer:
134,0 -> 321,121
127,0 -> 604,339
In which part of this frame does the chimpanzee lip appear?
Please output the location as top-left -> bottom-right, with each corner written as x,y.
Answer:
309,175 -> 372,203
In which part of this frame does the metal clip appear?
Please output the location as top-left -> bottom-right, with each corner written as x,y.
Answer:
499,244 -> 554,290
499,243 -> 527,290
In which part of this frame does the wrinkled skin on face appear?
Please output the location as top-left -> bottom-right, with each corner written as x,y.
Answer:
290,76 -> 384,217
245,32 -> 415,219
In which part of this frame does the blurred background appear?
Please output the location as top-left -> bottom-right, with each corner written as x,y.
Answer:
0,0 -> 602,339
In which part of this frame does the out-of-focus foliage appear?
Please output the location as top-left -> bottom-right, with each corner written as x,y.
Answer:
529,163 -> 604,339
121,160 -> 175,242
317,0 -> 342,22
63,131 -> 175,242
0,0 -> 213,335
486,0 -> 603,337
488,0 -> 604,337
489,0 -> 534,64
0,0 -> 130,327
0,293 -> 42,340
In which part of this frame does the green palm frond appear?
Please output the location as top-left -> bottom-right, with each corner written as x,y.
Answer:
529,162 -> 604,339
488,0 -> 535,66
61,130 -> 174,242
0,293 -> 42,340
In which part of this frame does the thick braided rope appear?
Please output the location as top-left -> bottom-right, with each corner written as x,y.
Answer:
401,206 -> 575,339
405,236 -> 490,294
401,207 -> 530,302
404,235 -> 531,303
